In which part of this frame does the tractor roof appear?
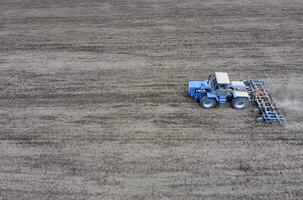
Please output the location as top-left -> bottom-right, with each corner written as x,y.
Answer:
214,72 -> 230,84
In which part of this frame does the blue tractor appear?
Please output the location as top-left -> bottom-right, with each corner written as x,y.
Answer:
188,72 -> 250,109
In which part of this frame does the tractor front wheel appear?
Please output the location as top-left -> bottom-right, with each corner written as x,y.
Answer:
232,97 -> 248,109
200,96 -> 217,109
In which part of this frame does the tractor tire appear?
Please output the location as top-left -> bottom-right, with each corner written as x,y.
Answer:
232,97 -> 248,109
200,96 -> 217,109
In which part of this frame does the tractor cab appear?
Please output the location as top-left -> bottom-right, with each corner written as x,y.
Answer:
209,72 -> 231,90
209,72 -> 233,97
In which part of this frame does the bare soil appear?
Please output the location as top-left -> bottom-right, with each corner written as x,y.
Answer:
0,0 -> 303,199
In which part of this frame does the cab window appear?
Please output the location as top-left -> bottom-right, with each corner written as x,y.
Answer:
219,84 -> 228,89
214,84 -> 229,90
211,78 -> 217,88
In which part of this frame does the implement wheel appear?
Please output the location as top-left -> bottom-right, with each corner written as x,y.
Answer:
232,97 -> 248,109
200,96 -> 217,109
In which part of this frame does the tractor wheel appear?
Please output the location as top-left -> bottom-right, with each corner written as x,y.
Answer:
232,97 -> 248,109
200,96 -> 217,109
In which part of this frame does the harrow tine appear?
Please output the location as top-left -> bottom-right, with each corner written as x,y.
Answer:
246,80 -> 285,123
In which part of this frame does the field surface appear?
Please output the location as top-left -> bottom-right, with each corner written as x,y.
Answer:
0,0 -> 303,199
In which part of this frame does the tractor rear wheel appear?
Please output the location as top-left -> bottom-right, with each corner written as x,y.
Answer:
200,96 -> 217,109
232,97 -> 248,109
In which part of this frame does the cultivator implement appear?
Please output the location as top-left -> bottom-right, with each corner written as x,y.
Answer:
246,80 -> 285,123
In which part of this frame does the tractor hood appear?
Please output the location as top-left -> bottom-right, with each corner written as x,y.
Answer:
188,80 -> 209,99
